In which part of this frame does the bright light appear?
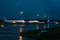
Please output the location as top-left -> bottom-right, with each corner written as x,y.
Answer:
28,20 -> 39,23
1,25 -> 4,27
20,36 -> 22,40
47,20 -> 49,22
21,20 -> 25,23
56,22 -> 59,24
13,21 -> 16,24
19,20 -> 25,23
20,11 -> 23,14
20,36 -> 22,38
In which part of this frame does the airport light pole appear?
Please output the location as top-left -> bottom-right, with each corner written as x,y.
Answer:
37,14 -> 39,20
44,15 -> 46,20
36,14 -> 40,30
20,11 -> 23,20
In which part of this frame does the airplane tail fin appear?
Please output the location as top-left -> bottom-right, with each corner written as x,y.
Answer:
3,17 -> 8,22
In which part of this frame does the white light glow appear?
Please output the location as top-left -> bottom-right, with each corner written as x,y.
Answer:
19,20 -> 25,23
20,36 -> 22,40
28,20 -> 39,23
56,22 -> 59,24
20,11 -> 23,14
5,20 -> 25,23
13,21 -> 16,24
1,25 -> 4,27
47,20 -> 49,22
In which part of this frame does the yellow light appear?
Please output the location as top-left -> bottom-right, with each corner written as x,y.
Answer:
20,28 -> 23,32
20,36 -> 22,38
20,36 -> 22,40
1,25 -> 4,27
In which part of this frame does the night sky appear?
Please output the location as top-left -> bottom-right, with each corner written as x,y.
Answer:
0,0 -> 60,20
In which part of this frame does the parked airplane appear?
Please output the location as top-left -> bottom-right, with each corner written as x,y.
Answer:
3,17 -> 25,24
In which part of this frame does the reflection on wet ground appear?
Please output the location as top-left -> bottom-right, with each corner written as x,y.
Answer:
0,23 -> 60,40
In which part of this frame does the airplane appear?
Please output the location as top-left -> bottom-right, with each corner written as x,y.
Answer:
28,20 -> 45,24
3,17 -> 25,24
2,17 -> 45,24
27,20 -> 39,23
